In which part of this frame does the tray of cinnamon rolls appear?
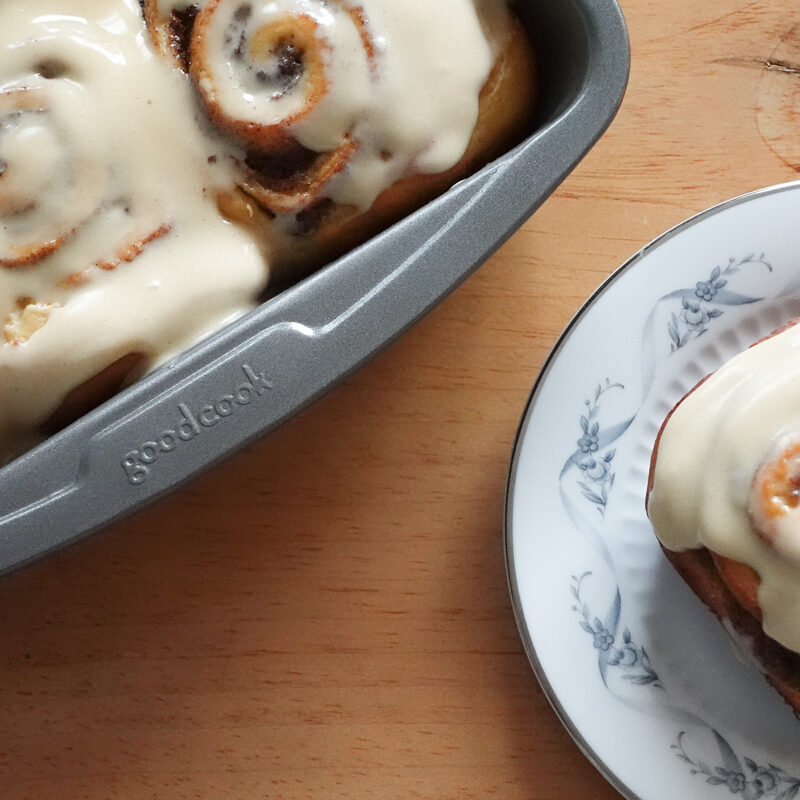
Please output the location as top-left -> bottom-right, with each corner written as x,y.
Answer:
0,0 -> 628,571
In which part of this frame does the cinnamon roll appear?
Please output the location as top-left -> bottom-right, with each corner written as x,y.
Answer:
647,320 -> 800,713
145,0 -> 537,273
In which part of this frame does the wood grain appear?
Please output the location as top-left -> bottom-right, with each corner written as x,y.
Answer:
3,1 -> 800,797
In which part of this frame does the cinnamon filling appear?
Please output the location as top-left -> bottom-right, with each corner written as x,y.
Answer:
244,140 -> 318,182
254,39 -> 305,97
752,441 -> 800,526
294,198 -> 333,236
168,4 -> 199,71
35,59 -> 69,80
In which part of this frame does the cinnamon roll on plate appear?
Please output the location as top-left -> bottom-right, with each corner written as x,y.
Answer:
647,320 -> 800,713
0,0 -> 537,462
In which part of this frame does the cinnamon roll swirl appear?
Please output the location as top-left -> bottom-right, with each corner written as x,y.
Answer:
647,320 -> 800,713
190,2 -> 372,152
142,1 -> 201,70
0,84 -> 105,268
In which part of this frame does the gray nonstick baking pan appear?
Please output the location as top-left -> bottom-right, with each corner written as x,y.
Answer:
0,0 -> 630,572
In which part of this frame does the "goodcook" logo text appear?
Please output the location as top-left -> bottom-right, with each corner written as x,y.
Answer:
121,364 -> 273,485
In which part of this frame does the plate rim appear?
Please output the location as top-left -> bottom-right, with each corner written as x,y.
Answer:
503,178 -> 800,800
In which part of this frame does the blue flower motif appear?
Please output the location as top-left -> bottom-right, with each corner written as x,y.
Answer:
672,733 -> 800,798
681,298 -> 710,331
572,381 -> 623,515
725,772 -> 746,794
592,627 -> 614,651
571,576 -> 662,687
667,255 -> 769,352
612,642 -> 638,667
695,279 -> 718,301
751,767 -> 777,796
578,456 -> 611,482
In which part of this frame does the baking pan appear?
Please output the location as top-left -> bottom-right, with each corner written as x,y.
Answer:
0,0 -> 630,572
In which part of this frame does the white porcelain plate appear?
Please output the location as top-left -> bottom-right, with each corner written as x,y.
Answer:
506,181 -> 800,800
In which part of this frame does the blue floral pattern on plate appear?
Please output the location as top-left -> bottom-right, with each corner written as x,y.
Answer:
558,252 -> 800,793
574,380 -> 623,515
668,254 -> 772,350
571,572 -> 661,689
556,250 -> 800,794
673,732 -> 800,800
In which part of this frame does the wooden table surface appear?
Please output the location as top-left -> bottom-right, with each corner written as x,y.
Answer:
3,1 -> 800,797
